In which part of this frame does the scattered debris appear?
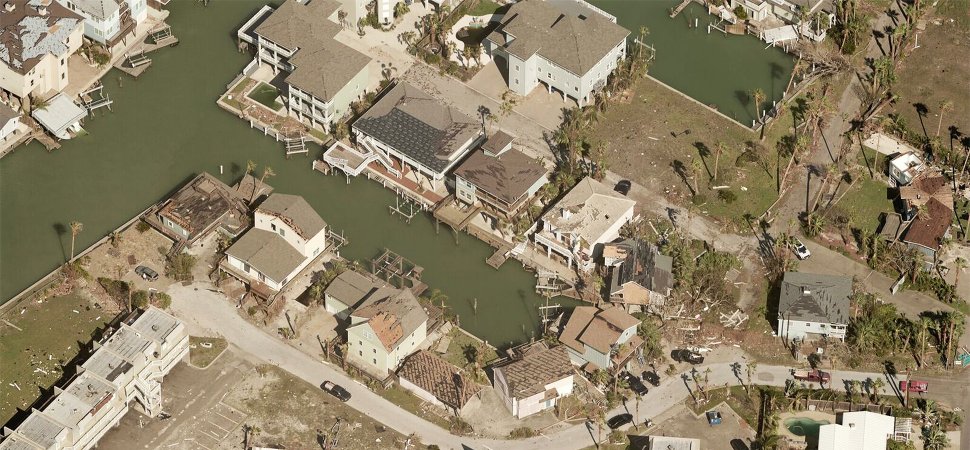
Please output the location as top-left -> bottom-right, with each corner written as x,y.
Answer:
719,309 -> 749,329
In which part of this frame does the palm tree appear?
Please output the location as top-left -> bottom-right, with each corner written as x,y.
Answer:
713,142 -> 726,182
245,160 -> 257,182
750,88 -> 765,124
69,221 -> 83,261
954,257 -> 967,290
937,100 -> 953,137
690,159 -> 702,194
251,166 -> 275,204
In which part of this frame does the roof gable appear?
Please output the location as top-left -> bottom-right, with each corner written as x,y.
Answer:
257,193 -> 327,240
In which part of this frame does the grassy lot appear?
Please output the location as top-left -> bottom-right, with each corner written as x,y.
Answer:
465,0 -> 502,16
379,384 -> 453,430
591,76 -> 792,229
189,336 -> 228,369
0,293 -> 114,424
246,82 -> 283,111
229,365 -> 406,449
220,77 -> 251,111
441,328 -> 499,369
831,176 -> 894,234
889,4 -> 970,142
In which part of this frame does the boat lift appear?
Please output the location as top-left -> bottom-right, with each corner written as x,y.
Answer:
150,25 -> 177,46
125,50 -> 151,68
79,83 -> 113,113
284,135 -> 308,157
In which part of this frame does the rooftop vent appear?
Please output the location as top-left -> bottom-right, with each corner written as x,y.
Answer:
3,2 -> 15,12
561,208 -> 572,220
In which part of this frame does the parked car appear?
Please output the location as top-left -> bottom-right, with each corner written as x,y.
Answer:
622,372 -> 648,396
706,410 -> 722,425
672,349 -> 705,364
614,179 -> 632,196
642,370 -> 661,387
607,413 -> 633,430
322,381 -> 351,402
900,380 -> 929,393
790,237 -> 811,260
135,265 -> 159,281
792,369 -> 831,383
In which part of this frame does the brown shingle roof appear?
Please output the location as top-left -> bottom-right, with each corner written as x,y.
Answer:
495,345 -> 572,399
397,350 -> 481,409
560,306 -> 640,354
453,147 -> 549,206
903,197 -> 952,251
158,173 -> 239,240
899,175 -> 952,210
486,0 -> 629,75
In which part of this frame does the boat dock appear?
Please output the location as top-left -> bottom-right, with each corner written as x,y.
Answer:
115,24 -> 179,78
670,0 -> 692,17
486,244 -> 512,269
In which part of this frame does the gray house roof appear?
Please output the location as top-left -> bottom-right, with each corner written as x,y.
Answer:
0,0 -> 82,74
69,0 -> 121,21
778,272 -> 851,325
254,0 -> 370,101
352,286 -> 429,352
226,228 -> 305,283
257,193 -> 327,240
609,239 -> 673,296
353,82 -> 481,174
486,0 -> 629,76
325,269 -> 381,309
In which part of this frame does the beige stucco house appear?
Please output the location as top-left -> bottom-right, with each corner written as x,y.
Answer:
0,0 -> 84,101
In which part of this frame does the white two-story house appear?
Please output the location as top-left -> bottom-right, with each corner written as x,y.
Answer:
223,193 -> 329,292
346,286 -> 429,377
236,0 -> 371,131
534,177 -> 636,272
56,0 -> 148,47
484,0 -> 630,106
776,272 -> 850,342
559,306 -> 642,373
493,344 -> 574,419
0,0 -> 84,101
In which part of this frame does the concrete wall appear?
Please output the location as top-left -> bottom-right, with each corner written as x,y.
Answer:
0,25 -> 82,99
777,317 -> 846,341
226,254 -> 284,290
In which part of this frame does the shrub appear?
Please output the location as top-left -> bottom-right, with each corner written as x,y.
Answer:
733,5 -> 747,19
608,429 -> 626,444
154,292 -> 172,309
247,306 -> 258,316
165,252 -> 197,282
132,290 -> 150,309
691,194 -> 707,205
92,51 -> 110,67
136,221 -> 151,233
509,427 -> 536,439
717,189 -> 737,204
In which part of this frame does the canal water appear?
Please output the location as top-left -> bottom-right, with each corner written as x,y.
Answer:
590,0 -> 796,125
0,0 -> 577,346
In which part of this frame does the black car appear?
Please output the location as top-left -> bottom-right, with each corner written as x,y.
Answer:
135,265 -> 159,281
622,372 -> 648,396
642,370 -> 661,387
614,180 -> 632,196
672,349 -> 705,365
322,381 -> 351,402
607,413 -> 633,430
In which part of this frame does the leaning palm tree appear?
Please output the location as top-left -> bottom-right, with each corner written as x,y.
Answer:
750,88 -> 765,124
251,166 -> 275,204
936,100 -> 953,137
713,142 -> 726,181
69,221 -> 83,261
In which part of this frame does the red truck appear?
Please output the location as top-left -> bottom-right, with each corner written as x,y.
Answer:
792,369 -> 831,383
899,380 -> 929,393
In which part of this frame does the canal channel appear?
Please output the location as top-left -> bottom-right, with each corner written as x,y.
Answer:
590,0 -> 796,125
0,0 -> 577,346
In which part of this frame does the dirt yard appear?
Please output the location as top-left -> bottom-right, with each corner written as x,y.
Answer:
891,3 -> 970,142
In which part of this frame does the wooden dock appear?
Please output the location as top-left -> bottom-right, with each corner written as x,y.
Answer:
670,0 -> 692,17
114,24 -> 179,78
486,244 -> 512,269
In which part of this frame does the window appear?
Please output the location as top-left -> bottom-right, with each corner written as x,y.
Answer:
271,223 -> 277,231
279,228 -> 285,237
515,65 -> 519,70
60,58 -> 65,66
359,350 -> 362,356
61,73 -> 65,80
372,349 -> 376,353
358,341 -> 362,346
373,358 -> 377,364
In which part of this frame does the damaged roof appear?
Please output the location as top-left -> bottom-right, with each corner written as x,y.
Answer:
0,0 -> 82,74
352,287 -> 429,352
777,272 -> 851,325
494,344 -> 572,399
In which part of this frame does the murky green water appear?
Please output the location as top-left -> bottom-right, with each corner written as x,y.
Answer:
0,0 -> 576,346
590,0 -> 796,125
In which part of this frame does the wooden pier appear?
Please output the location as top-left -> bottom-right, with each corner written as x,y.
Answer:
114,24 -> 179,78
486,244 -> 512,269
670,0 -> 692,17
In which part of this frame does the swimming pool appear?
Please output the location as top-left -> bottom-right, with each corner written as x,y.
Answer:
784,416 -> 831,438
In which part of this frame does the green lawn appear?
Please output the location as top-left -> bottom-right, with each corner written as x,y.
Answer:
834,177 -> 894,235
247,82 -> 283,111
0,293 -> 115,424
441,328 -> 499,369
189,336 -> 228,368
465,0 -> 502,16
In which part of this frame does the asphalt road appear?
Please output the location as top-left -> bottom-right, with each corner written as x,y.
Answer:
168,282 -> 898,450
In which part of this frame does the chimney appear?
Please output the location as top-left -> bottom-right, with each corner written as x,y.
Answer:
38,5 -> 48,15
561,208 -> 571,220
3,2 -> 15,12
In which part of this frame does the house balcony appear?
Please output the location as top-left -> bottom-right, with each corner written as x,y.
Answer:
237,5 -> 274,45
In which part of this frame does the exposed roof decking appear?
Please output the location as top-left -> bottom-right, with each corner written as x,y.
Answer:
540,177 -> 636,244
453,147 -> 549,206
156,173 -> 244,241
256,193 -> 327,239
352,287 -> 429,352
777,272 -> 851,325
495,345 -> 572,399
